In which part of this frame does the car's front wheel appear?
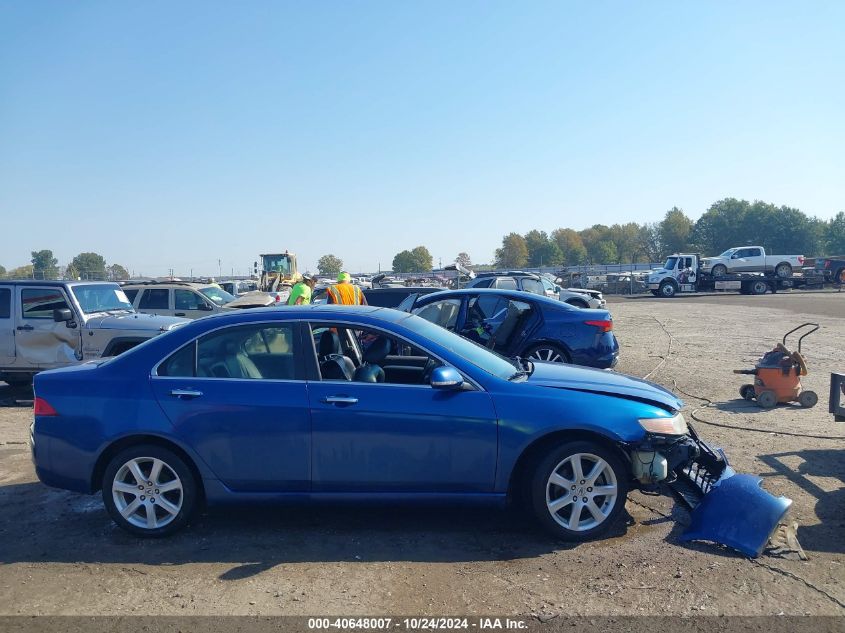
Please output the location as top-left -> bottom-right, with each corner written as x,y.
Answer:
102,444 -> 198,537
530,441 -> 628,541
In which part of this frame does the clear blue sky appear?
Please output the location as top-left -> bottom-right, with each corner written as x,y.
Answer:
1,1 -> 843,276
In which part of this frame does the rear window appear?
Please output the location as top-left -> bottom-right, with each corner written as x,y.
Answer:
0,288 -> 10,318
363,291 -> 405,308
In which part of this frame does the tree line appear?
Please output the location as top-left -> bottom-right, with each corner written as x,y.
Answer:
494,199 -> 845,269
0,250 -> 129,281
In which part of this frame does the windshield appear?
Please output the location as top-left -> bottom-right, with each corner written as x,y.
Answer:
719,249 -> 737,257
263,255 -> 292,274
71,284 -> 135,314
663,257 -> 678,270
199,286 -> 237,306
399,314 -> 521,381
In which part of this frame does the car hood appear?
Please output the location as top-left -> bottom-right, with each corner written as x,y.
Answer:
526,361 -> 682,411
84,313 -> 188,331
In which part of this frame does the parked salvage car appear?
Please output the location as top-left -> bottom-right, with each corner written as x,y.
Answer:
700,246 -> 804,278
814,256 -> 845,284
31,305 -> 790,555
399,289 -> 619,369
0,280 -> 186,386
466,272 -> 600,308
123,281 -> 240,319
219,280 -> 258,296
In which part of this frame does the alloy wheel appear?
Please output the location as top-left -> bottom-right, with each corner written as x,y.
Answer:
528,347 -> 566,363
545,453 -> 618,532
112,457 -> 183,530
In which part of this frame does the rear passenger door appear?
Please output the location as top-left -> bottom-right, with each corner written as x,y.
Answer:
137,288 -> 172,316
0,286 -> 14,365
15,286 -> 81,369
151,321 -> 310,491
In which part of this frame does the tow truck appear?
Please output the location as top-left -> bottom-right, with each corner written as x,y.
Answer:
647,253 -> 824,298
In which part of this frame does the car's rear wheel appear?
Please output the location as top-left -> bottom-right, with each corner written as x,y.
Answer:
525,344 -> 569,364
530,441 -> 628,541
102,445 -> 197,537
750,280 -> 769,295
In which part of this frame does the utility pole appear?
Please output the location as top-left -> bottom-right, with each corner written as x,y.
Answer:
218,259 -> 222,280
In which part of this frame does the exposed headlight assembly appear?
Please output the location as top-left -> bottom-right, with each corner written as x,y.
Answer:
639,412 -> 688,435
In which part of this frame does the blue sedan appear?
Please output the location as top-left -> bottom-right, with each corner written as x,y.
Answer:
399,289 -> 619,369
31,305 -> 738,543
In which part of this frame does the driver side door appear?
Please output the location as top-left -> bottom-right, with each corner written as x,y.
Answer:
305,321 -> 499,493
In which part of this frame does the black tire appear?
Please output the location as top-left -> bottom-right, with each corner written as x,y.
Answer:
524,343 -> 570,364
102,444 -> 198,537
530,441 -> 628,542
757,390 -> 778,409
798,391 -> 818,408
659,280 -> 677,298
711,264 -> 727,277
740,384 -> 756,401
774,262 -> 792,278
3,375 -> 33,388
565,299 -> 589,309
750,280 -> 769,295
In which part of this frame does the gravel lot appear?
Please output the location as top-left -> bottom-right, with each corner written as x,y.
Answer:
1,291 -> 843,617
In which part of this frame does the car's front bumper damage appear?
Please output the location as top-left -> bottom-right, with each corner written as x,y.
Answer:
628,426 -> 792,557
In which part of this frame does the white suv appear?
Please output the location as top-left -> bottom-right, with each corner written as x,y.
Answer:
466,272 -> 604,309
122,282 -> 239,319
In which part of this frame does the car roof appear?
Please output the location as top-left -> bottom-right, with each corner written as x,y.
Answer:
365,286 -> 442,293
122,281 -> 213,289
475,271 -> 540,278
415,287 -> 574,308
0,279 -> 118,286
183,303 -> 410,325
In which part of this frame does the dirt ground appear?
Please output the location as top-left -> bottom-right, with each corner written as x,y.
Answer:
0,291 -> 843,617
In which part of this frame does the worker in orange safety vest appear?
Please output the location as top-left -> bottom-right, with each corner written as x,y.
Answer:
325,271 -> 368,305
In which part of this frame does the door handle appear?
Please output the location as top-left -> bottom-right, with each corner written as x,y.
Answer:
170,389 -> 203,399
16,325 -> 34,331
322,396 -> 358,405
174,312 -> 186,317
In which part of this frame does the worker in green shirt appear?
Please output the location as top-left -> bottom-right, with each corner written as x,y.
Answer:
287,274 -> 317,305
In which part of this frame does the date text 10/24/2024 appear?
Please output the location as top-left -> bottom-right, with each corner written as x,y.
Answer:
307,618 -> 528,630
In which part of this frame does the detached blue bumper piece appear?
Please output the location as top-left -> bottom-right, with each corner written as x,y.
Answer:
680,473 -> 792,557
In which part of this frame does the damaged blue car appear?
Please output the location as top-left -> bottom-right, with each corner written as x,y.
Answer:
30,305 -> 788,555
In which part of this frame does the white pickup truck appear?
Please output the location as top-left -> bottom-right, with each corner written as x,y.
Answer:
700,246 -> 804,278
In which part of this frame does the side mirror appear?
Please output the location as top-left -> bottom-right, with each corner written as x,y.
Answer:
430,366 -> 464,390
199,303 -> 214,311
53,308 -> 73,322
